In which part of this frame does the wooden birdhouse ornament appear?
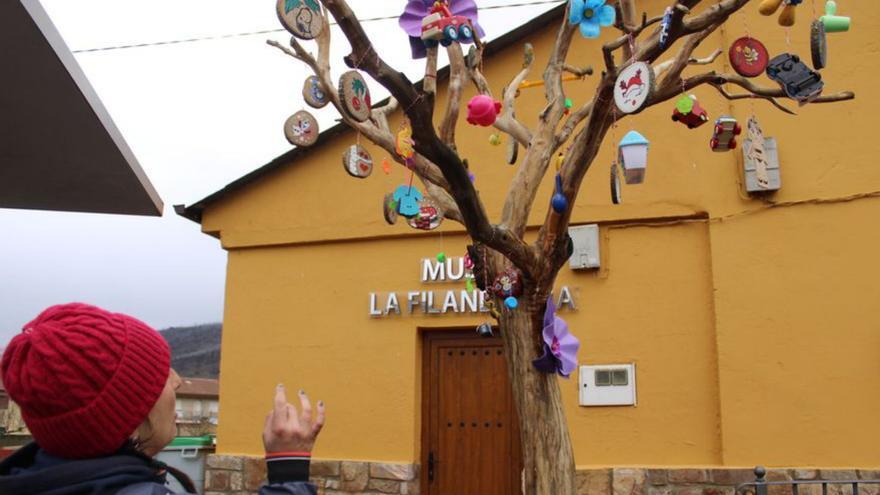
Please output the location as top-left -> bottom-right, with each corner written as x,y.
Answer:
742,116 -> 781,193
618,131 -> 649,185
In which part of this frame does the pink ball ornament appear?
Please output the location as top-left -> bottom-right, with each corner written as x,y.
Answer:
466,94 -> 501,127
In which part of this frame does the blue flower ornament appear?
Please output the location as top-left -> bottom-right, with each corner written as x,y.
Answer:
569,0 -> 616,39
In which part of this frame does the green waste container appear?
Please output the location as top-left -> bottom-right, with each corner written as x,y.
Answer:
156,436 -> 215,494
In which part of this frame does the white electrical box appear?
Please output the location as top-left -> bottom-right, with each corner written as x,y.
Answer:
578,364 -> 637,406
569,224 -> 600,270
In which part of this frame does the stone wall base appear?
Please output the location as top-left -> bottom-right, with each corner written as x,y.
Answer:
203,455 -> 880,495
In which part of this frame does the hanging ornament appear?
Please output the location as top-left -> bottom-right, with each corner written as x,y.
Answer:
396,122 -> 416,164
283,110 -> 319,147
488,133 -> 502,146
618,131 -> 649,185
342,144 -> 373,178
382,157 -> 392,175
759,0 -> 801,27
819,0 -> 850,33
610,162 -> 622,205
276,0 -> 324,40
742,116 -> 781,193
491,269 -> 522,301
393,184 -> 423,217
532,296 -> 580,377
709,116 -> 742,152
659,7 -> 674,49
466,95 -> 501,127
811,20 -> 828,69
465,276 -> 475,293
551,173 -> 568,214
383,193 -> 399,225
338,71 -> 372,123
504,297 -> 518,309
671,94 -> 709,129
765,54 -> 823,102
568,0 -> 616,39
302,75 -> 329,109
399,0 -> 484,59
728,37 -> 770,78
613,62 -> 654,114
408,197 -> 444,230
437,252 -> 447,263
475,322 -> 494,338
563,98 -> 573,115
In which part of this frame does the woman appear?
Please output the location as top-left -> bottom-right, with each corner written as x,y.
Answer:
0,303 -> 324,495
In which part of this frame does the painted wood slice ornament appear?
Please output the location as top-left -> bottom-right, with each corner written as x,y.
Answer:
383,193 -> 398,225
811,20 -> 827,69
407,197 -> 444,231
610,162 -> 622,205
276,0 -> 324,40
302,75 -> 329,108
613,62 -> 654,114
283,110 -> 319,147
729,37 -> 770,78
342,144 -> 373,178
338,71 -> 372,123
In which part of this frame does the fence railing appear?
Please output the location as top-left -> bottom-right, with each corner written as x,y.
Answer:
737,467 -> 880,495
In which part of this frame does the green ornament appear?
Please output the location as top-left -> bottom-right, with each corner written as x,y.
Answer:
675,95 -> 694,114
465,277 -> 475,293
437,252 -> 446,263
564,98 -> 573,109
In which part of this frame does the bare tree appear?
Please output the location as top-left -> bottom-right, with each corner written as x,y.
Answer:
269,1 -> 854,492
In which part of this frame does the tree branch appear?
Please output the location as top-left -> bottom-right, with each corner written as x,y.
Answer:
440,44 -> 467,147
654,47 -> 722,80
321,0 -> 538,273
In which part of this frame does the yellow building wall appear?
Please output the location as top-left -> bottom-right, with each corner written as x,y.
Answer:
205,2 -> 880,468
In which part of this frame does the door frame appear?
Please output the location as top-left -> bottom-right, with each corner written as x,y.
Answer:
419,328 -> 520,495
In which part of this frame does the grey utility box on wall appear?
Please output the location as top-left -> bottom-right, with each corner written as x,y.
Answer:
569,224 -> 600,270
743,137 -> 781,193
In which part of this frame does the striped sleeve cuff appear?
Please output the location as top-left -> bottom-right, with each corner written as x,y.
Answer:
265,452 -> 311,484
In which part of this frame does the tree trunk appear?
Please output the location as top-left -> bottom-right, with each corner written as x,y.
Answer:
498,280 -> 576,495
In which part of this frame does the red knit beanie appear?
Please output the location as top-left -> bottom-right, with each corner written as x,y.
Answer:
0,303 -> 171,459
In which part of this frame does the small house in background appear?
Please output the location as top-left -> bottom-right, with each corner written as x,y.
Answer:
175,378 -> 220,437
0,378 -> 31,457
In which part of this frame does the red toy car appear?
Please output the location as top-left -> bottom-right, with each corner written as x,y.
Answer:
710,116 -> 742,152
421,1 -> 474,47
671,95 -> 709,129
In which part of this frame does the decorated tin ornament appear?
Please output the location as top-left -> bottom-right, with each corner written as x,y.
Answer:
811,20 -> 827,69
407,197 -> 444,230
342,144 -> 373,178
302,75 -> 329,108
383,193 -> 398,225
491,268 -> 522,299
610,162 -> 622,205
276,0 -> 324,40
283,110 -> 319,146
729,37 -> 770,78
393,184 -> 423,217
613,62 -> 654,114
338,71 -> 372,122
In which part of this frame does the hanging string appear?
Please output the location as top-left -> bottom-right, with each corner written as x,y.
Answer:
811,0 -> 818,19
784,26 -> 792,47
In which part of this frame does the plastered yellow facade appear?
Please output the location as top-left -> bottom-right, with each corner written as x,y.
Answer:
196,2 -> 880,469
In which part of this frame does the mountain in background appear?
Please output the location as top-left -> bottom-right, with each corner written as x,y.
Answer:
160,323 -> 221,379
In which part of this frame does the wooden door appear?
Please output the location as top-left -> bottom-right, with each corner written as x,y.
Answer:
421,331 -> 523,495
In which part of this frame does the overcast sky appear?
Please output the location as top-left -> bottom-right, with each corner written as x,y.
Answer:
0,0 -> 561,344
